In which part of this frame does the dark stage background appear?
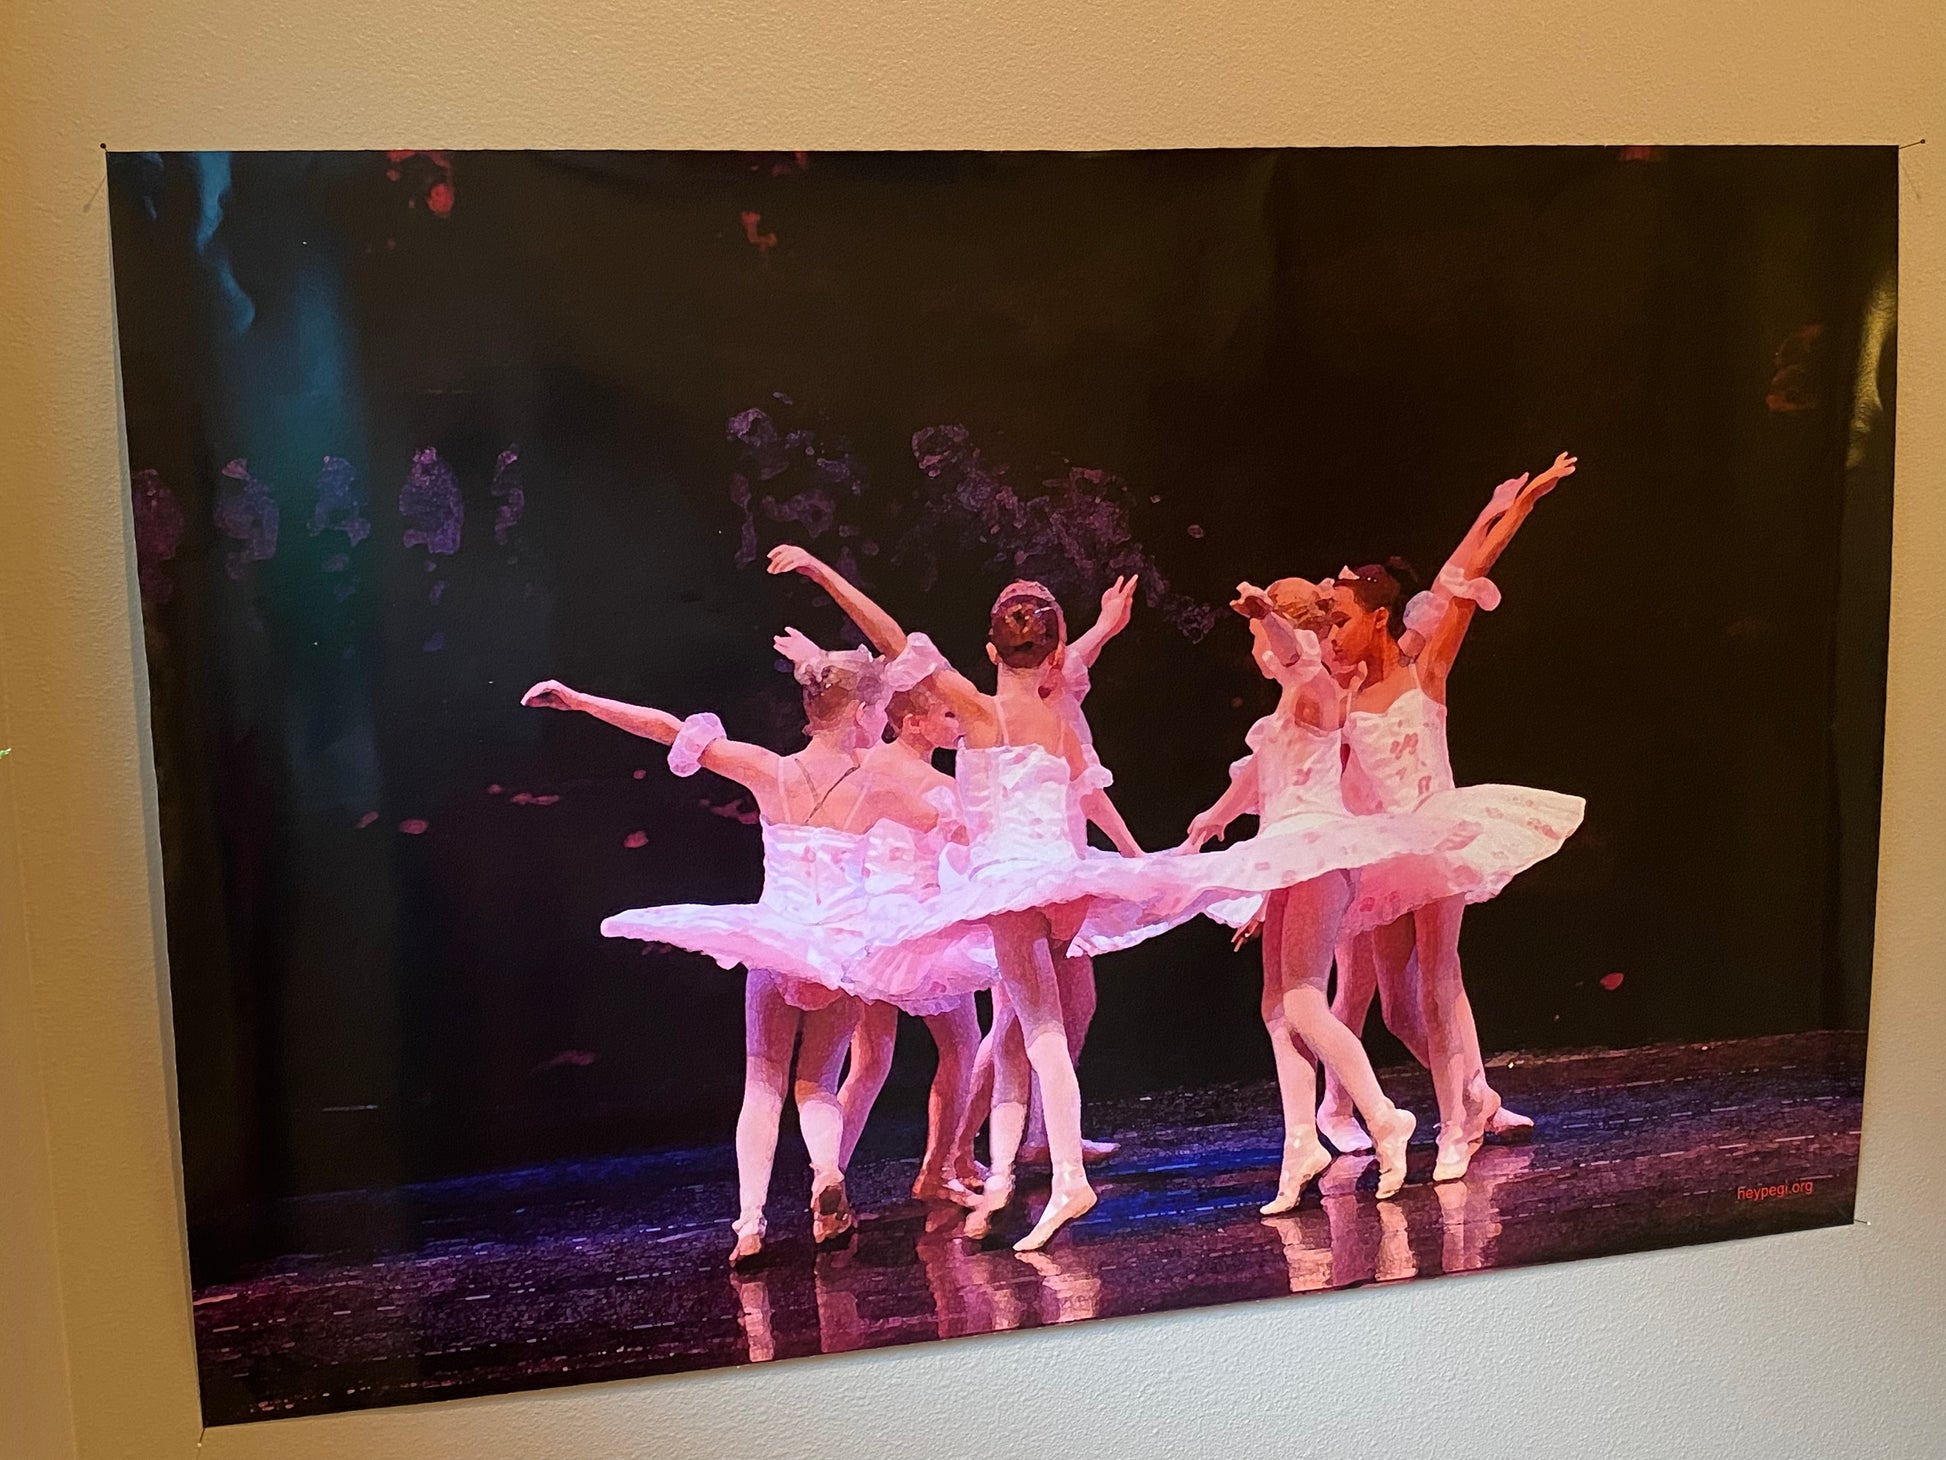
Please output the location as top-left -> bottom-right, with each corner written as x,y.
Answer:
106,148 -> 1895,1279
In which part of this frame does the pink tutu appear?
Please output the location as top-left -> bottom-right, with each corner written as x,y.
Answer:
601,821 -> 869,1003
1337,684 -> 1584,926
861,742 -> 1232,963
1342,783 -> 1585,930
1176,708 -> 1484,937
846,814 -> 999,1015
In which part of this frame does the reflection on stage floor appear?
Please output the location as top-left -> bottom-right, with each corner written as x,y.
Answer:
194,1030 -> 1863,1424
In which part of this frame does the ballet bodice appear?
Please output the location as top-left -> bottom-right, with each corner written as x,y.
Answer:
1343,685 -> 1456,812
1246,711 -> 1349,825
854,816 -> 945,899
955,743 -> 1092,866
756,822 -> 867,921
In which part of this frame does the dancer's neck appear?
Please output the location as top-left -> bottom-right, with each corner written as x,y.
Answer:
1363,638 -> 1406,688
890,731 -> 935,766
804,727 -> 858,759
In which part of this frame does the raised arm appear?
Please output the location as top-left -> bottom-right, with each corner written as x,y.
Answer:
767,545 -> 909,656
1068,574 -> 1138,670
1457,452 -> 1576,583
1414,452 -> 1576,686
521,681 -> 782,796
767,543 -> 996,736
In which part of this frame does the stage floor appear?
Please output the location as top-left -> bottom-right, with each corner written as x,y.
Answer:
193,1030 -> 1863,1424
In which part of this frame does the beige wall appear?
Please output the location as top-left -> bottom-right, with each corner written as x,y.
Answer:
3,4 -> 1942,1456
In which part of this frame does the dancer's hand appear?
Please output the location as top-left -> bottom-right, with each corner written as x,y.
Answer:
766,544 -> 829,582
521,679 -> 579,712
1230,581 -> 1273,620
1096,575 -> 1138,638
1231,915 -> 1263,951
1525,452 -> 1576,499
1180,808 -> 1229,852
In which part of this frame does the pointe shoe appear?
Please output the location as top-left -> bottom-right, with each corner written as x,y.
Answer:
1372,1108 -> 1417,1199
913,1169 -> 980,1208
1432,1131 -> 1479,1183
1260,1137 -> 1333,1215
810,1177 -> 855,1245
1014,1165 -> 1097,1253
729,1212 -> 767,1267
1316,1101 -> 1374,1155
964,1169 -> 1015,1240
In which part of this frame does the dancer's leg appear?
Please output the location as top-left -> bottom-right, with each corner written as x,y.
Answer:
965,1007 -> 1029,1240
916,996 -> 982,1202
952,989 -> 1007,1174
1372,926 -> 1432,1066
837,1001 -> 899,1168
732,971 -> 798,1262
1318,927 -> 1381,1152
1382,935 -> 1531,1139
1280,874 -> 1416,1199
1413,895 -> 1480,1180
990,910 -> 1095,1252
1256,889 -> 1332,1215
1022,950 -> 1116,1161
796,995 -> 860,1242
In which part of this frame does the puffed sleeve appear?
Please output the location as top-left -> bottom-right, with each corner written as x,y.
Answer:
885,631 -> 952,690
666,712 -> 727,778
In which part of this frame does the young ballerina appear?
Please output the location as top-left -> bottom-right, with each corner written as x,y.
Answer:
766,545 -> 1212,1251
1313,477 -> 1552,1151
522,636 -> 960,1263
1178,578 -> 1458,1205
1323,452 -> 1586,1181
963,574 -> 1140,1168
832,677 -> 990,1205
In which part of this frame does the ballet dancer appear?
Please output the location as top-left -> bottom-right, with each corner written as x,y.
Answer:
523,634 -> 968,1263
1323,452 -> 1586,1180
1179,578 -> 1451,1205
963,573 -> 1140,1168
767,545 -> 1212,1251
832,675 -> 989,1205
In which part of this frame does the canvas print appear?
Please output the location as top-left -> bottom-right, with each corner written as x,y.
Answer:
107,148 -> 1894,1424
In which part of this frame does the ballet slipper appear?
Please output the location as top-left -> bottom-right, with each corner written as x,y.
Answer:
1432,1130 -> 1479,1183
1014,1163 -> 1097,1253
1372,1108 -> 1417,1199
913,1169 -> 980,1208
1486,1105 -> 1534,1138
1315,1098 -> 1374,1155
810,1177 -> 855,1246
964,1168 -> 1016,1240
729,1211 -> 767,1267
1260,1136 -> 1334,1215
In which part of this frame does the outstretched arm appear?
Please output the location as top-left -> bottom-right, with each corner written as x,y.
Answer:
521,681 -> 781,795
1069,575 -> 1138,670
1181,757 -> 1260,852
767,544 -> 995,735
